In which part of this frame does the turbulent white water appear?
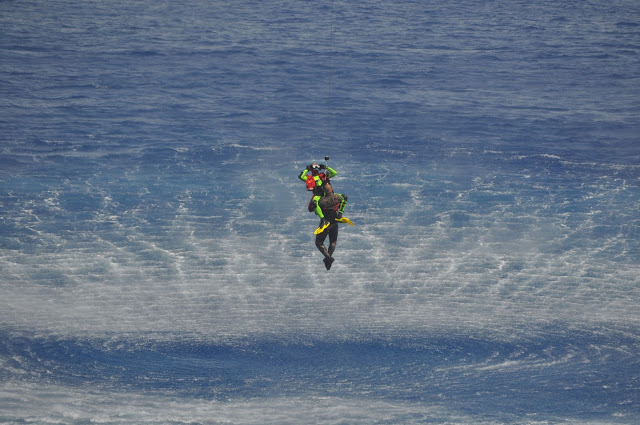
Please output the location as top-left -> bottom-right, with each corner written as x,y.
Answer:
2,146 -> 637,341
1,0 -> 639,423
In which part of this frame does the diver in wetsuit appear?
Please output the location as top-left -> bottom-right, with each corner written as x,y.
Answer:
299,162 -> 338,196
310,181 -> 348,270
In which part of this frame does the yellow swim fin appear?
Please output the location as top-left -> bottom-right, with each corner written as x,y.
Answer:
314,222 -> 331,234
335,217 -> 355,226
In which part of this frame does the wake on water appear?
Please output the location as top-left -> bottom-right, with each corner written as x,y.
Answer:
2,142 -> 638,424
1,0 -> 640,423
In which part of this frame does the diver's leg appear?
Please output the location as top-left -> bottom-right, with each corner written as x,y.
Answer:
327,225 -> 339,256
315,232 -> 331,258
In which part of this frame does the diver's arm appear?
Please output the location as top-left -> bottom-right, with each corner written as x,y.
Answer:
298,167 -> 310,182
337,193 -> 348,214
311,196 -> 324,218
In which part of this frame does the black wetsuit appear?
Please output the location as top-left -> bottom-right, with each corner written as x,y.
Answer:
315,193 -> 346,260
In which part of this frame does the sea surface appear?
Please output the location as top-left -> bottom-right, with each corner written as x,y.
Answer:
1,0 -> 639,424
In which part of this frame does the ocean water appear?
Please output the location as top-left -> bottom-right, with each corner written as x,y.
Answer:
1,0 -> 639,424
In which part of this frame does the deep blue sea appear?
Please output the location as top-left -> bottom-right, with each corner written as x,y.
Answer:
1,0 -> 639,423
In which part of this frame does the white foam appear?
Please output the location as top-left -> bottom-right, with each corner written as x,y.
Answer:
0,381 -> 615,425
2,158 -> 638,343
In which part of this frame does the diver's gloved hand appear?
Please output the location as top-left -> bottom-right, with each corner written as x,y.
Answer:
320,218 -> 329,228
319,164 -> 326,169
336,213 -> 342,219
